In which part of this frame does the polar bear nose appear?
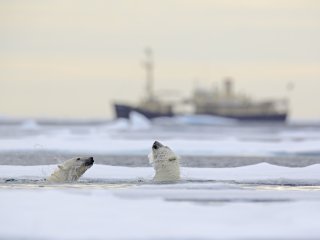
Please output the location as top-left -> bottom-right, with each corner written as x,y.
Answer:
85,157 -> 94,166
153,141 -> 163,150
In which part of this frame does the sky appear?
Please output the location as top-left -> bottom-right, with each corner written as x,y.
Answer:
0,0 -> 320,120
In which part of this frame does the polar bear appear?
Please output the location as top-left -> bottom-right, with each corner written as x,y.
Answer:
148,141 -> 180,182
47,157 -> 94,183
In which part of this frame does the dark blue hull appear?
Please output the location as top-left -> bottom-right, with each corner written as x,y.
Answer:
213,113 -> 287,122
114,103 -> 287,122
114,103 -> 174,119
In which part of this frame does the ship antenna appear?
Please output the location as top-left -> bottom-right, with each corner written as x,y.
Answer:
144,47 -> 154,100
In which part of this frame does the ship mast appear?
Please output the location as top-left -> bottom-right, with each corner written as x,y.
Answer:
143,48 -> 154,100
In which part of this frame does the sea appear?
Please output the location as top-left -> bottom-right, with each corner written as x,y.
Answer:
1,114 -> 320,240
0,114 -> 320,167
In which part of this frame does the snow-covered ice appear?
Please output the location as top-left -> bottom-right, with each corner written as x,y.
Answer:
1,120 -> 320,157
1,163 -> 320,240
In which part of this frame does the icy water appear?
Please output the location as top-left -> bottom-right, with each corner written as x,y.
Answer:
1,118 -> 320,167
1,117 -> 320,239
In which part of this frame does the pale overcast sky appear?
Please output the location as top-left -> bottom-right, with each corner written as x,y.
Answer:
1,0 -> 320,119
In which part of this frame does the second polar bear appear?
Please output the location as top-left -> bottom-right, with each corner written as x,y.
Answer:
148,141 -> 180,182
47,157 -> 94,183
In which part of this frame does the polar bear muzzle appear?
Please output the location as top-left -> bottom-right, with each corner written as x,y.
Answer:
152,141 -> 163,150
83,157 -> 94,166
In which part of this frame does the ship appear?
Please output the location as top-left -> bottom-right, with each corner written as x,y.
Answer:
114,49 -> 289,122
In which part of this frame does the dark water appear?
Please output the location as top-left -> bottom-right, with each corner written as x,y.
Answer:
1,150 -> 320,167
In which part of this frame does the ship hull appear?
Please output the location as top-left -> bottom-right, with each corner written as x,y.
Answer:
114,104 -> 287,122
114,103 -> 174,119
209,113 -> 287,122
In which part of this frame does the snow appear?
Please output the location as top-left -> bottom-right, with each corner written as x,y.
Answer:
1,164 -> 320,239
19,119 -> 41,130
128,111 -> 152,130
1,190 -> 320,240
1,132 -> 320,156
0,117 -> 320,157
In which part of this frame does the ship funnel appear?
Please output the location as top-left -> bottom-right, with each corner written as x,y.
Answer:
144,47 -> 154,100
224,77 -> 233,96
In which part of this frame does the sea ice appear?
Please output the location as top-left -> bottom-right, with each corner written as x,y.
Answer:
1,163 -> 320,239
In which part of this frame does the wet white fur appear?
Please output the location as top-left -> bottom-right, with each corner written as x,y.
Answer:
149,145 -> 180,182
47,157 -> 93,183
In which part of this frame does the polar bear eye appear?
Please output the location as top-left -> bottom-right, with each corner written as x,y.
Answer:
76,158 -> 80,161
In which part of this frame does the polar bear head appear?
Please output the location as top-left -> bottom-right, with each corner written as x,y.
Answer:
148,141 -> 180,182
47,157 -> 94,183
